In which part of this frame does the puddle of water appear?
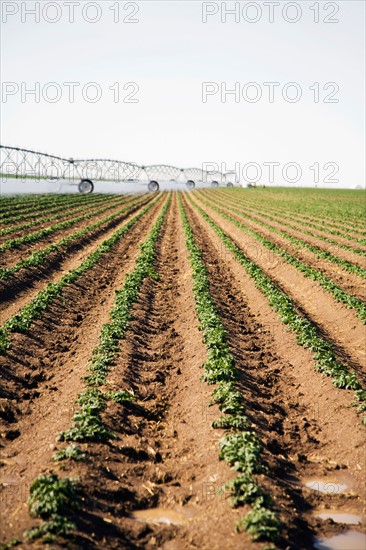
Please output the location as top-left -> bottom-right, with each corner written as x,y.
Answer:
305,480 -> 348,494
313,530 -> 366,550
315,510 -> 363,525
130,508 -> 187,525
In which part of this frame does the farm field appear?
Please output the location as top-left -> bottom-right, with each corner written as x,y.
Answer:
0,188 -> 365,549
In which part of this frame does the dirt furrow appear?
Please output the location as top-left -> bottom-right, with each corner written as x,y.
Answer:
183,195 -> 366,548
204,192 -> 366,270
0,195 -> 135,269
67,193 -> 248,549
220,197 -> 366,303
231,190 -> 364,233
244,202 -> 366,237
203,193 -> 366,303
0,196 -> 91,221
192,195 -> 366,383
1,190 -> 365,549
0,197 -> 168,539
24,193 -> 257,550
0,194 -> 152,323
228,196 -> 366,245
0,193 -> 162,440
0,195 -> 123,244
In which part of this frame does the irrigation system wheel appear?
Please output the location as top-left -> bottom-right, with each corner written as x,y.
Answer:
226,182 -> 234,187
78,179 -> 94,194
148,180 -> 159,192
0,145 -> 230,194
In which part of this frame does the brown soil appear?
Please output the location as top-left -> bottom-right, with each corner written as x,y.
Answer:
190,194 -> 366,384
0,194 -> 152,323
0,191 -> 365,550
0,196 -> 90,222
205,191 -> 366,302
183,195 -> 366,540
235,198 -> 366,247
0,195 -> 137,269
204,191 -> 366,272
0,194 -> 164,405
233,192 -> 365,238
0,195 -> 123,244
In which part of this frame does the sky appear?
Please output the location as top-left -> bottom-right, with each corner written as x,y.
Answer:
1,0 -> 365,188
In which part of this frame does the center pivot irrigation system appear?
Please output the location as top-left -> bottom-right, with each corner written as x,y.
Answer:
0,145 -> 236,193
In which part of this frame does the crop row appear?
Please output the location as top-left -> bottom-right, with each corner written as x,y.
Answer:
0,192 -> 85,215
0,192 -> 90,211
0,193 -> 52,209
200,191 -> 366,281
207,191 -> 366,258
228,191 -> 366,237
24,195 -> 171,543
188,196 -> 366,423
179,195 -> 280,543
236,189 -> 365,227
246,203 -> 366,256
0,194 -> 162,354
0,194 -> 123,238
263,204 -> 366,244
0,194 -> 150,283
221,191 -> 366,244
195,193 -> 366,323
0,193 -> 107,224
0,194 -> 136,253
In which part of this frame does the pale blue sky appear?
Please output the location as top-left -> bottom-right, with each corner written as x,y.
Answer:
1,1 -> 365,187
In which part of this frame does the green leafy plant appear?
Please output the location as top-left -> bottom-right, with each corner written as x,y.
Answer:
0,538 -> 21,549
0,194 -> 117,237
210,382 -> 245,415
179,195 -> 280,541
58,195 -> 171,446
0,194 -> 143,281
236,508 -> 281,541
0,195 -> 160,354
0,194 -> 137,253
195,192 -> 366,322
219,432 -> 262,474
26,474 -> 79,541
219,473 -> 271,508
106,389 -> 135,404
212,415 -> 247,430
83,196 -> 171,386
52,445 -> 87,462
26,515 -> 76,542
188,194 -> 366,420
28,474 -> 79,518
59,408 -> 114,443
